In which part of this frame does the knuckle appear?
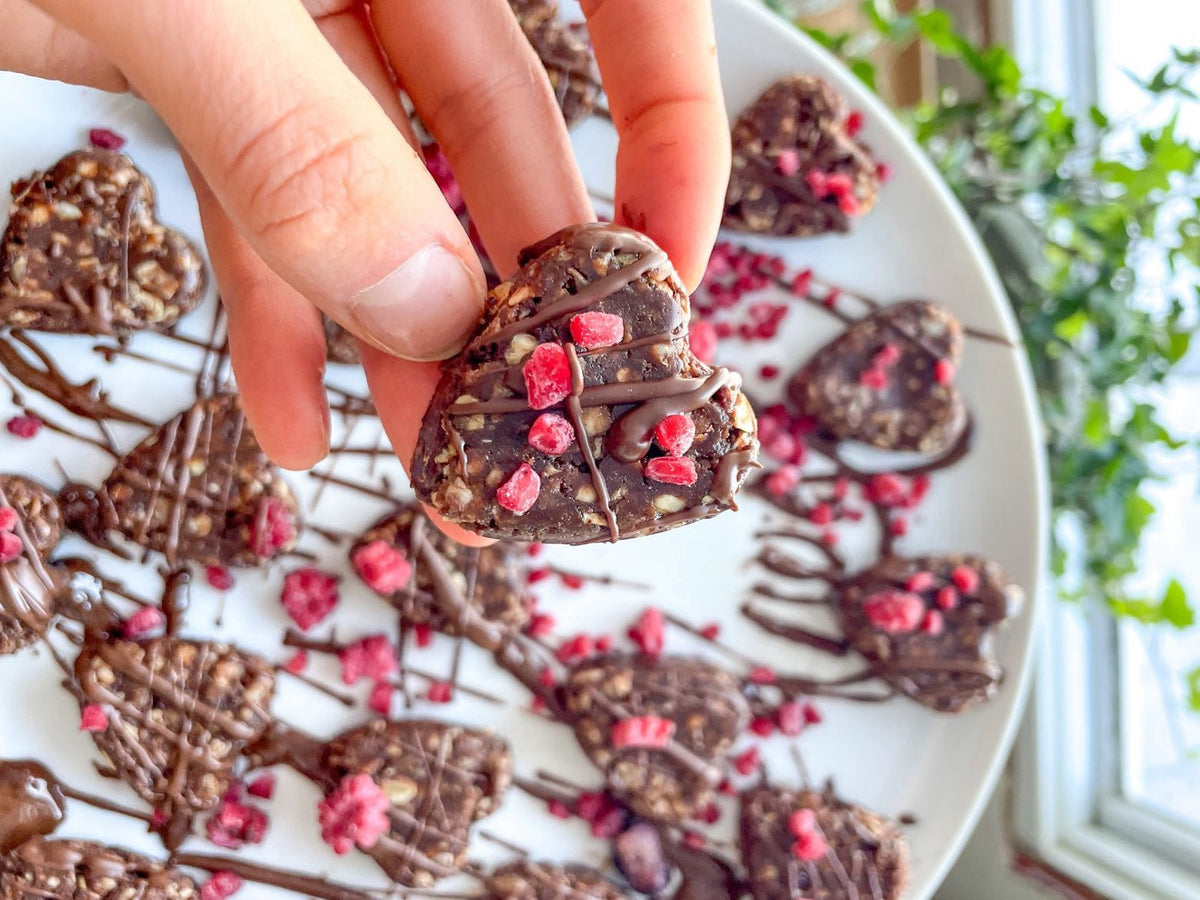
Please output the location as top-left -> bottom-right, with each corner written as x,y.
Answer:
423,68 -> 535,153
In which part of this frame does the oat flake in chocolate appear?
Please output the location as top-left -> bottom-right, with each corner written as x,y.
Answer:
0,837 -> 199,900
724,76 -> 880,237
411,224 -> 759,544
1,149 -> 206,335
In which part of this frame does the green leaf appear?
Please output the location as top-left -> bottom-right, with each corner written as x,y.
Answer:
1125,492 -> 1156,535
1161,580 -> 1195,629
1054,310 -> 1091,342
1090,106 -> 1110,128
1188,666 -> 1200,713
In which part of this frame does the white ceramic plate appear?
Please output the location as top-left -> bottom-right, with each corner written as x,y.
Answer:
0,1 -> 1046,898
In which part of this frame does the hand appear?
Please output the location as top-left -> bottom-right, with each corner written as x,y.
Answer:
1,0 -> 730,517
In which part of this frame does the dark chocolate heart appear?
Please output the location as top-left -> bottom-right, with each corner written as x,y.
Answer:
560,654 -> 749,824
508,1 -> 601,127
788,300 -> 968,454
486,861 -> 627,900
73,636 -> 276,847
0,475 -> 67,656
411,224 -> 759,544
1,149 -> 206,335
0,837 -> 199,900
724,76 -> 880,237
319,718 -> 512,887
73,393 -> 300,567
351,503 -> 529,645
740,786 -> 909,900
838,554 -> 1019,713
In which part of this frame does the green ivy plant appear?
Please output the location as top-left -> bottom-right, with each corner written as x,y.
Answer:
766,1 -> 1200,704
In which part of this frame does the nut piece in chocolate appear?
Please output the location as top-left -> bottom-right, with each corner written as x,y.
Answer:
1,149 -> 206,335
840,553 -> 1020,713
320,718 -> 512,887
72,636 -> 276,848
724,76 -> 880,237
561,654 -> 750,824
507,1 -> 601,127
0,837 -> 199,900
0,475 -> 67,656
740,785 -> 908,900
411,224 -> 759,544
788,300 -> 967,454
486,861 -> 628,900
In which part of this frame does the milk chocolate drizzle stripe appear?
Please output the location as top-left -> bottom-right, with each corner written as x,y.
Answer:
606,369 -> 741,464
564,343 -> 618,541
0,482 -> 59,637
448,375 -> 713,416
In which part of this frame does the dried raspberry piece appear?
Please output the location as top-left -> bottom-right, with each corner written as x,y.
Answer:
88,127 -> 127,150
803,703 -> 823,725
250,496 -> 295,559
526,542 -> 543,557
200,872 -> 244,900
318,773 -> 390,855
426,681 -> 454,703
808,503 -> 834,526
934,358 -> 956,385
246,774 -> 276,800
862,590 -> 924,634
682,831 -> 707,850
733,747 -> 761,776
888,517 -> 908,537
793,830 -> 829,861
539,667 -> 557,688
205,566 -> 235,590
838,191 -> 862,216
700,623 -> 721,641
352,539 -> 413,594
936,586 -> 959,610
749,717 -> 775,737
595,634 -> 613,652
526,613 -> 555,638
859,367 -> 888,390
776,701 -> 804,736
790,269 -> 813,296
951,565 -> 980,594
0,531 -> 22,563
555,633 -> 594,664
873,343 -> 901,368
547,799 -> 571,819
0,507 -> 17,532
776,148 -> 802,176
788,808 -> 817,836
766,465 -> 801,498
759,364 -> 780,380
496,463 -> 541,514
748,666 -> 777,685
562,573 -> 585,590
123,606 -> 166,639
527,413 -> 576,455
206,798 -> 269,849
865,473 -> 911,507
695,803 -> 721,824
523,342 -> 572,409
282,650 -> 308,675
281,568 -> 339,631
689,319 -> 718,364
80,704 -> 108,732
368,680 -> 393,715
644,456 -> 697,486
527,567 -> 553,584
570,311 -> 625,348
628,607 -> 665,657
5,414 -> 42,439
876,161 -> 894,182
611,715 -> 676,749
921,610 -> 945,636
805,170 -> 830,199
845,110 -> 865,137
338,634 -> 398,685
905,571 -> 936,593
413,623 -> 433,648
654,414 -> 696,456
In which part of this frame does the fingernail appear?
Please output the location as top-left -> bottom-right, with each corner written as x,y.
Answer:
348,245 -> 484,361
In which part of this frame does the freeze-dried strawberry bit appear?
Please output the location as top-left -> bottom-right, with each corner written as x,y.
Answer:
690,319 -> 718,364
538,667 -> 557,688
318,773 -> 391,855
821,529 -> 839,547
576,791 -> 607,824
414,623 -> 434,648
282,650 -> 308,675
889,517 -> 908,537
523,342 -> 572,409
526,541 -> 543,557
776,701 -> 805,736
426,681 -> 454,704
695,803 -> 721,825
611,715 -> 676,749
833,477 -> 850,501
788,808 -> 817,837
281,568 -> 340,631
808,503 -> 834,526
526,612 -> 555,638
352,539 -> 413,595
5,414 -> 42,439
527,567 -> 553,584
682,831 -> 707,850
205,566 -> 235,590
823,288 -> 841,310
846,110 -> 865,137
749,717 -> 775,737
654,414 -> 696,457
936,586 -> 960,611
921,610 -> 946,636
555,633 -> 594,664
700,622 -> 721,641
595,634 -> 613,652
0,531 -> 22,564
748,666 -> 777,685
250,496 -> 295,559
877,161 -> 894,182
123,605 -> 166,639
496,463 -> 542,514
527,413 -> 576,455
0,507 -> 16,532
80,704 -> 108,732
866,473 -> 911,508
628,607 -> 665,657
570,311 -> 625,348
806,170 -> 830,199
790,269 -> 814,297
838,192 -> 863,216
200,872 -> 243,900
803,703 -> 823,725
793,830 -> 829,862
859,366 -> 888,390
206,798 -> 269,849
644,456 -> 697,486
764,431 -> 798,463
862,590 -> 925,634
951,565 -> 980,594
561,573 -> 585,590
547,799 -> 571,819
338,634 -> 398,685
246,774 -> 276,800
759,364 -> 781,380
905,571 -> 936,593
88,127 -> 127,151
910,475 -> 932,506
873,343 -> 901,368
775,148 -> 802,177
934,358 -> 956,385
368,680 -> 393,716
765,465 -> 801,499
733,747 -> 761,776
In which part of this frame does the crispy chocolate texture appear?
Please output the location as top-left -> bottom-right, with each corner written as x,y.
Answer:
324,316 -> 360,365
740,786 -> 908,900
788,300 -> 967,454
1,149 -> 206,335
508,1 -> 601,127
840,554 -> 1019,713
724,76 -> 880,237
0,476 -> 62,559
0,761 -> 66,854
561,655 -> 749,824
351,504 -> 529,641
321,719 -> 512,887
0,837 -> 198,900
73,637 -> 275,847
486,861 -> 628,900
412,224 -> 759,544
0,475 -> 67,656
79,394 -> 300,567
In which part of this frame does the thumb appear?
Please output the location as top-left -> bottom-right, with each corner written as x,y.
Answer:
32,0 -> 486,361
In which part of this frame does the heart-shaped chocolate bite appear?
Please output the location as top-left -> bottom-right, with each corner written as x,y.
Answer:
73,637 -> 276,847
67,394 -> 300,567
319,719 -> 512,887
487,861 -> 627,900
0,475 -> 68,656
1,837 -> 199,900
351,504 -> 529,646
740,786 -> 909,900
724,76 -> 880,237
839,554 -> 1019,713
560,654 -> 749,824
412,224 -> 759,544
788,300 -> 967,454
1,149 -> 206,335
508,1 -> 601,127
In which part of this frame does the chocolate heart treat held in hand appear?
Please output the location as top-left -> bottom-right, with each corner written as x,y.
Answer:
724,76 -> 880,237
1,149 -> 206,335
411,225 -> 759,544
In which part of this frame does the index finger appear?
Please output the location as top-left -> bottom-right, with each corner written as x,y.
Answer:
582,0 -> 730,291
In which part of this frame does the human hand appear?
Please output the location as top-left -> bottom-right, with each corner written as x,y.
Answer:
1,0 -> 730,519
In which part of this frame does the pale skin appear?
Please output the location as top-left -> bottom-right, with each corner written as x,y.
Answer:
0,0 -> 732,544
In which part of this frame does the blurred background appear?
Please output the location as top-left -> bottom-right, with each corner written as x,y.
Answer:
760,2 -> 1200,898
